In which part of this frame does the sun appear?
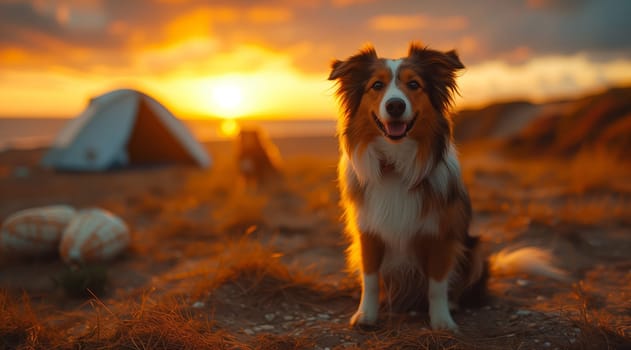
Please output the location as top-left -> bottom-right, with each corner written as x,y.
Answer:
210,82 -> 244,118
219,118 -> 240,138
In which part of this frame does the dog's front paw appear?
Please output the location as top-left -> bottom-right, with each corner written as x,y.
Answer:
350,309 -> 378,329
430,314 -> 458,331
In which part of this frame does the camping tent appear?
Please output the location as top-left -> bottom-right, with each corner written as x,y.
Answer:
42,89 -> 211,171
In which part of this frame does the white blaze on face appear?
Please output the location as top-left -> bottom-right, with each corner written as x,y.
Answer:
379,59 -> 413,122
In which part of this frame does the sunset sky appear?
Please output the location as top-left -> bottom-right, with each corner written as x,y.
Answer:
1,0 -> 630,119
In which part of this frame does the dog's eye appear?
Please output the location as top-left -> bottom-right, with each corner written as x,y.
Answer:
371,81 -> 384,91
407,81 -> 421,90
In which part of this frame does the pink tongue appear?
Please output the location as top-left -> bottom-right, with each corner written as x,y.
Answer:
385,122 -> 407,136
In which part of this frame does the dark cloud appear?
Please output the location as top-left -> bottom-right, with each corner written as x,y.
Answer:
0,2 -> 63,46
0,1 -> 123,51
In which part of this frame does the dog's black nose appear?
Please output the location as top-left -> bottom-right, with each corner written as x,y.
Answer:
386,98 -> 406,119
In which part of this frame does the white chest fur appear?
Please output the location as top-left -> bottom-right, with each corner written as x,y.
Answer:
348,138 -> 440,251
360,174 -> 439,246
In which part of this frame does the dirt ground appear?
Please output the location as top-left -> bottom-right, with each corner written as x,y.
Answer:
1,137 -> 630,350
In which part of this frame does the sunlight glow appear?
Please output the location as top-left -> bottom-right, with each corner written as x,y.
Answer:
209,81 -> 244,118
2,48 -> 630,119
219,118 -> 240,137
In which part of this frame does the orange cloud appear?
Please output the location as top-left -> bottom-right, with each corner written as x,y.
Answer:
163,7 -> 236,42
331,0 -> 376,7
370,14 -> 468,32
246,6 -> 293,23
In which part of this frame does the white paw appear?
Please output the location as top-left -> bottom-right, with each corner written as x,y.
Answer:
350,308 -> 378,327
430,314 -> 458,331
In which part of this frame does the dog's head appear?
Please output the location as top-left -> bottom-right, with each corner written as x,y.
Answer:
329,43 -> 464,144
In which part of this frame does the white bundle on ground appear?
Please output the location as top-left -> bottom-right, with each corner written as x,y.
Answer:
59,208 -> 130,264
1,205 -> 130,264
0,205 -> 76,257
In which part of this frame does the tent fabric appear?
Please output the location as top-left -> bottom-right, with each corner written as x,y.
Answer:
42,89 -> 211,171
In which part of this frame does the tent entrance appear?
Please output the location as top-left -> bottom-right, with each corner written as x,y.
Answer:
126,100 -> 198,166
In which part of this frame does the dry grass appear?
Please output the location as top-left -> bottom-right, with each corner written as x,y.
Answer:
0,292 -> 60,350
0,239 -> 342,350
1,139 -> 630,350
563,283 -> 631,350
517,197 -> 631,227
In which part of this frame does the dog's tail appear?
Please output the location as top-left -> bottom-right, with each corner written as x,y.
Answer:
488,246 -> 569,281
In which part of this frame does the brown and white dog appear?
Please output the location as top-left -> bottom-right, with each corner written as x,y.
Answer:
328,43 -> 565,331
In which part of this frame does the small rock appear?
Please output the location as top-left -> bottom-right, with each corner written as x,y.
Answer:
484,305 -> 492,310
543,341 -> 551,347
516,310 -> 532,316
254,324 -> 276,331
283,315 -> 294,321
191,301 -> 205,309
509,315 -> 518,320
318,313 -> 331,320
244,329 -> 255,335
516,279 -> 529,286
265,313 -> 276,322
307,316 -> 316,321
534,339 -> 539,343
536,295 -> 546,301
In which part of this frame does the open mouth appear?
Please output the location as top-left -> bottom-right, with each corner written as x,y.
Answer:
372,112 -> 418,141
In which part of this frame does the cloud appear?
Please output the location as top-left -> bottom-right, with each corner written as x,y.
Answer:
526,0 -> 588,11
370,14 -> 468,32
30,0 -> 108,30
458,53 -> 631,106
331,0 -> 375,7
2,0 -> 630,74
1,0 -> 631,118
246,6 -> 293,23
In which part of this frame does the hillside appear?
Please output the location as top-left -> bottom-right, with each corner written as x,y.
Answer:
454,86 -> 631,159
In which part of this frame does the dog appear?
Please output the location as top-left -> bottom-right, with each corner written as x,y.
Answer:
236,128 -> 282,188
328,43 -> 566,331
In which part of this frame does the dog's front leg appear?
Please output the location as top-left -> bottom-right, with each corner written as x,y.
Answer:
428,277 -> 457,330
350,232 -> 385,327
415,236 -> 460,331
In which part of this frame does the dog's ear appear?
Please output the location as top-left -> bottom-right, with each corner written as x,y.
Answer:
329,46 -> 378,118
328,60 -> 345,80
407,43 -> 465,114
444,49 -> 465,70
408,43 -> 465,70
328,45 -> 377,81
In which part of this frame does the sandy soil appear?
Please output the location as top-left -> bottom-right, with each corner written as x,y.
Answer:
0,137 -> 630,350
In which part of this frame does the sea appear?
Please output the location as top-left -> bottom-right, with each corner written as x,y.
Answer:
0,117 -> 337,151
